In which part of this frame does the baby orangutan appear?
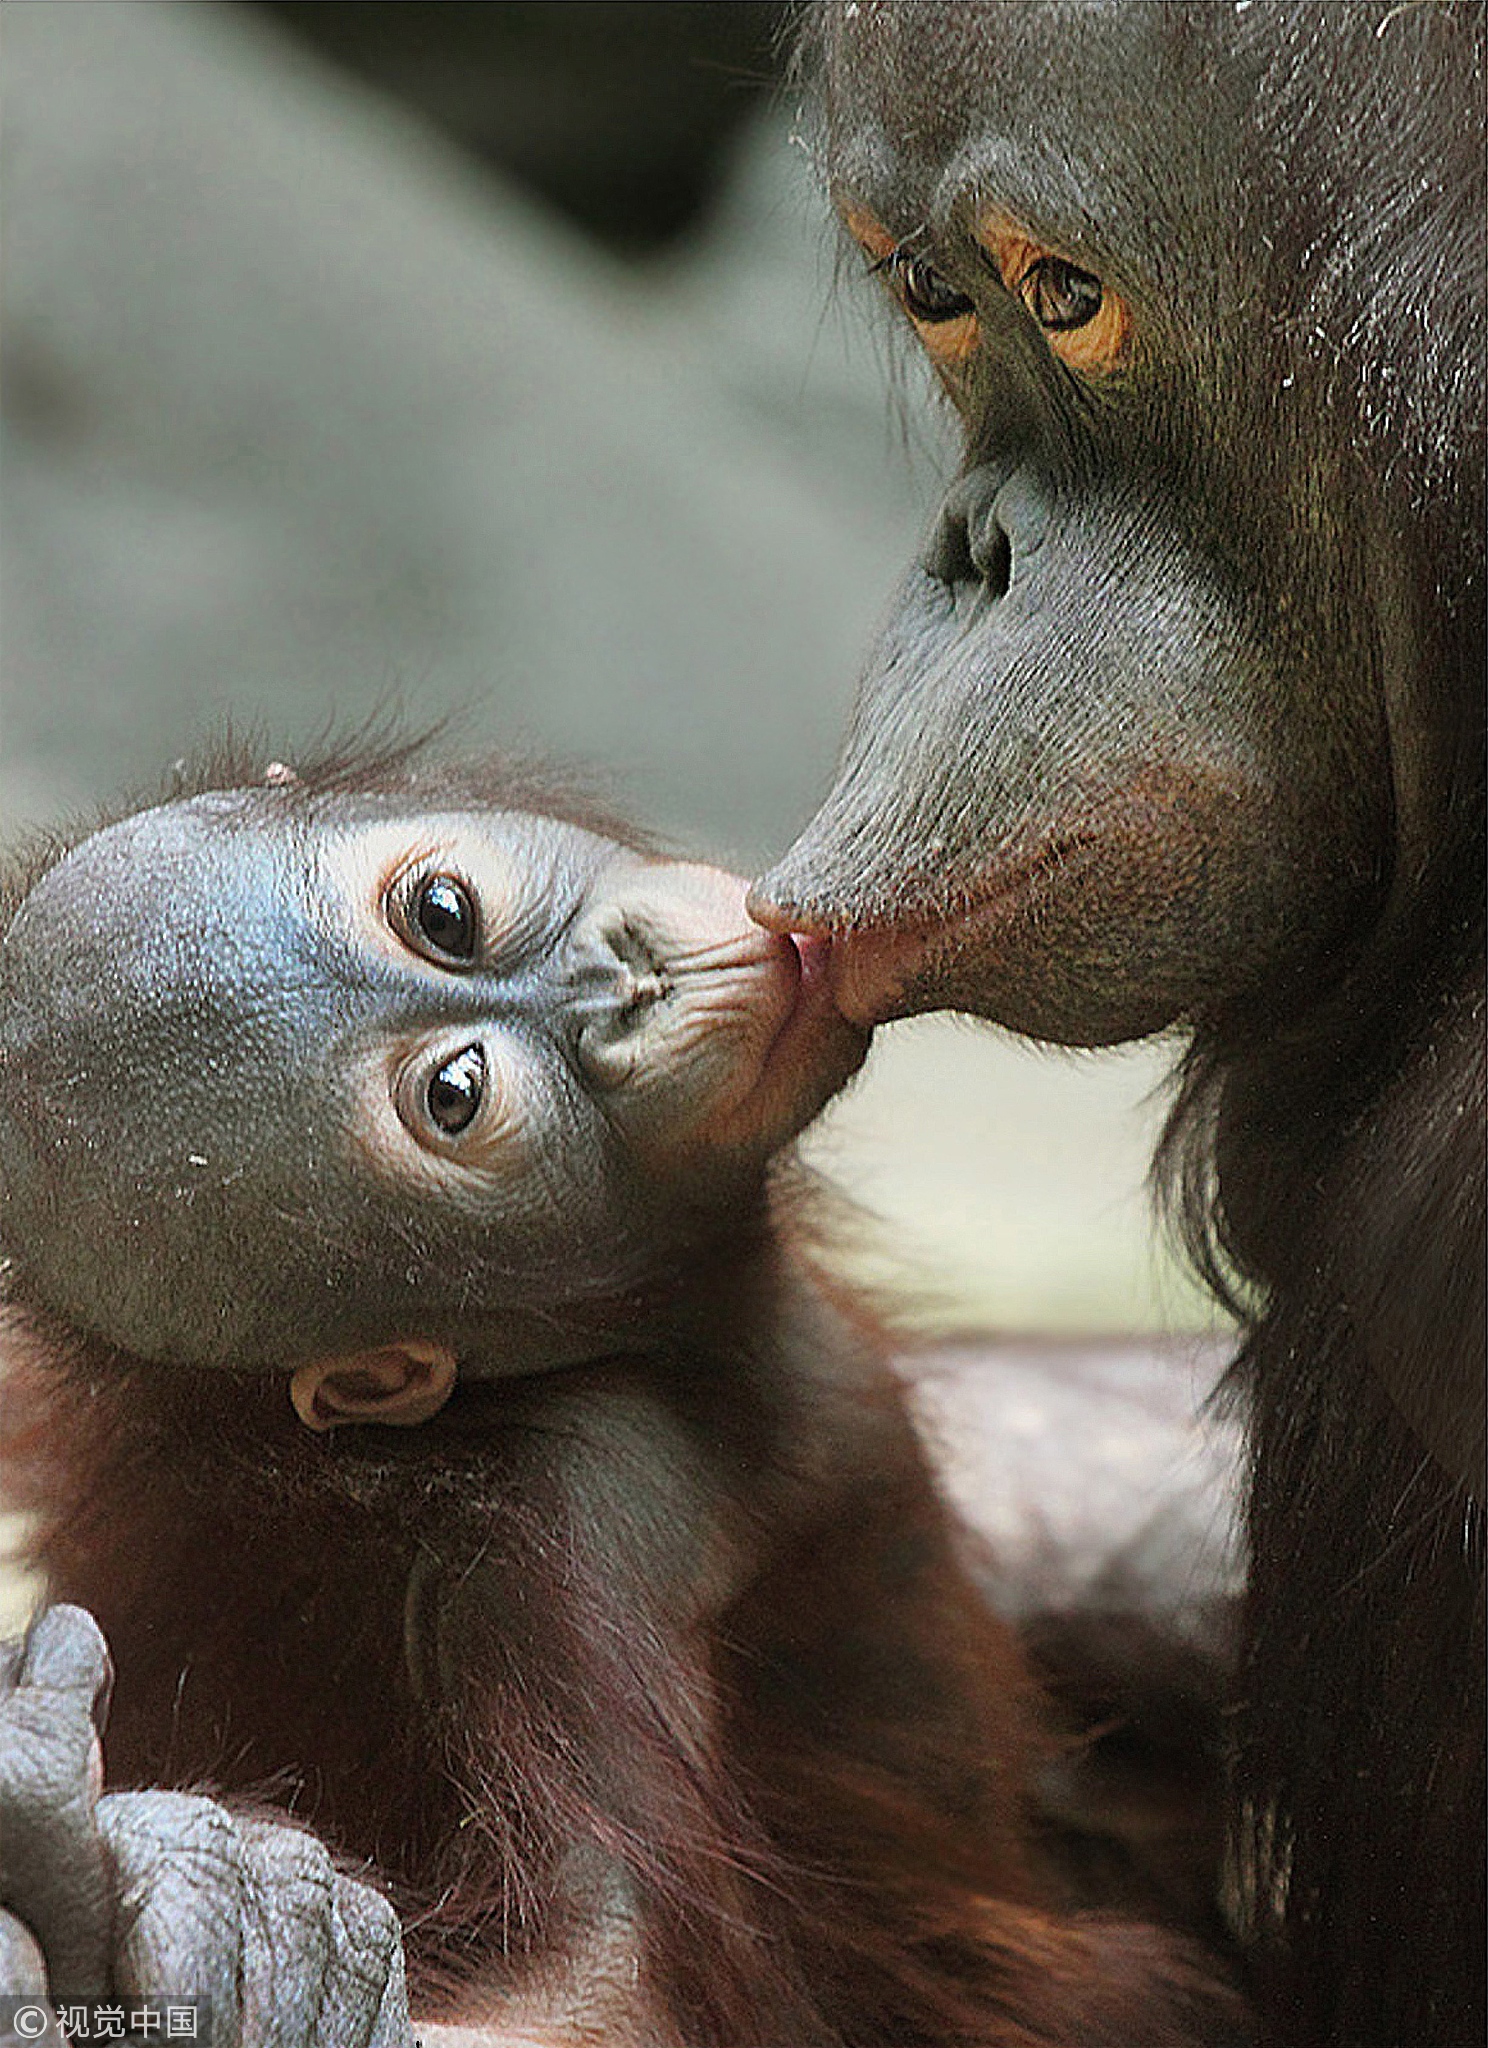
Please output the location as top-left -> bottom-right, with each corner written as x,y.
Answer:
0,748 -> 1246,2047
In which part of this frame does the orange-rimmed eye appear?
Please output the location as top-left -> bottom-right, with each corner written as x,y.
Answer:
844,206 -> 980,373
888,253 -> 974,325
1019,255 -> 1103,332
877,250 -> 979,370
978,213 -> 1130,374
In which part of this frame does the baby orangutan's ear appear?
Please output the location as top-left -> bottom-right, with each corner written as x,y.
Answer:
290,1341 -> 457,1433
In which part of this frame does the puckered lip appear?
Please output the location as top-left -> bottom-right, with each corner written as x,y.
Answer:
736,929 -> 871,1114
631,922 -> 870,1163
754,835 -> 1093,1027
682,925 -> 869,1154
755,928 -> 871,1083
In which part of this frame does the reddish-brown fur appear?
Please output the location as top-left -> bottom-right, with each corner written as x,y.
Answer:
0,743 -> 1246,2041
1,1253 -> 1247,2047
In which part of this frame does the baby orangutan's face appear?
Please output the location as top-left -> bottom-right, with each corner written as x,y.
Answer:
0,789 -> 869,1384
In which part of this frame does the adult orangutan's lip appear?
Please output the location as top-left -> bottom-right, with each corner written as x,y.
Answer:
823,915 -> 998,1025
820,840 -> 1093,1026
825,923 -> 939,1025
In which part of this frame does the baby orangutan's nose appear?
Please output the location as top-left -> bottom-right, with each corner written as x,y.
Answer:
569,914 -> 673,1091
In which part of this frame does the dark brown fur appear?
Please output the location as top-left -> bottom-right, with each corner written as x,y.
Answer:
750,9 -> 1485,2041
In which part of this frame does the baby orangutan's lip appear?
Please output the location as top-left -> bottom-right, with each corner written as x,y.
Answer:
759,930 -> 865,1076
679,925 -> 869,1160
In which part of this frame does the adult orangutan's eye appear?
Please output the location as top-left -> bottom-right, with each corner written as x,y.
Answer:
426,1044 -> 485,1134
1019,256 -> 1103,331
895,253 -> 975,324
412,874 -> 477,961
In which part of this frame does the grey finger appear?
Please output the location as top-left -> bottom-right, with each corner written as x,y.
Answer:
236,1818 -> 414,2048
99,1791 -> 248,2039
0,1905 -> 51,1994
9,1610 -> 113,1731
0,1606 -> 113,1995
102,1793 -> 414,2048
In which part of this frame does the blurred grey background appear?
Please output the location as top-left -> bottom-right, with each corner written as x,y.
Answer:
0,0 -> 1219,1342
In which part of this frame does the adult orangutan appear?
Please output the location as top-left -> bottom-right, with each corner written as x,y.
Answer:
749,7 -> 1485,2045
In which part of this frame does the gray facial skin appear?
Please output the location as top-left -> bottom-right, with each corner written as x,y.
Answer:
0,788 -> 866,1373
749,0 -> 1419,1045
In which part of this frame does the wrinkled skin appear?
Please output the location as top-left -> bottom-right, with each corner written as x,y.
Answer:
0,760 -> 1254,2046
1,1605 -> 413,2048
751,2 -> 1428,1045
0,785 -> 863,1375
750,8 -> 1485,2047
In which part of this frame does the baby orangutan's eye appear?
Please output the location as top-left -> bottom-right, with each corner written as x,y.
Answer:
426,1044 -> 485,1135
412,874 -> 477,962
